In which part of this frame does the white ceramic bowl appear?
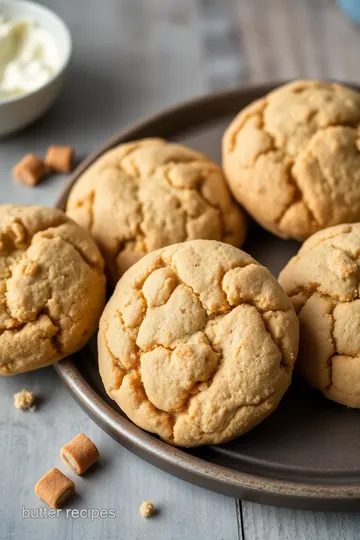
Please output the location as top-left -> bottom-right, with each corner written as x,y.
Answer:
0,0 -> 72,137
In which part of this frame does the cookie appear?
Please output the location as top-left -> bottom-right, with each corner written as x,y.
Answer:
98,240 -> 299,447
0,205 -> 106,375
279,223 -> 360,407
223,80 -> 360,241
66,138 -> 246,284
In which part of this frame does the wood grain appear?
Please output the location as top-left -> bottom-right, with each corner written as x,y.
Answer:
242,502 -> 360,540
1,0 -> 360,538
200,0 -> 360,88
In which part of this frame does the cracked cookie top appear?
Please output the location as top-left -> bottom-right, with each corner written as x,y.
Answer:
98,240 -> 299,447
66,138 -> 246,285
279,223 -> 360,407
0,205 -> 106,375
223,80 -> 360,241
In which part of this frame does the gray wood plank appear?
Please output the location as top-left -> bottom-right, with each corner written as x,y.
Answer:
242,502 -> 360,540
2,0 -> 360,538
197,0 -> 249,89
233,0 -> 360,84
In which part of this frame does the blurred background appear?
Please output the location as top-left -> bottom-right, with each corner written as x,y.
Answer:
2,0 -> 360,159
43,0 -> 360,121
1,0 -> 359,208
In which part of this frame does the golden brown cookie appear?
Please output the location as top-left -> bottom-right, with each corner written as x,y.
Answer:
279,223 -> 360,407
66,138 -> 246,284
0,205 -> 106,375
223,80 -> 360,241
98,240 -> 299,447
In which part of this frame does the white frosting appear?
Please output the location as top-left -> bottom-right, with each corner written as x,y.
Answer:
0,16 -> 61,99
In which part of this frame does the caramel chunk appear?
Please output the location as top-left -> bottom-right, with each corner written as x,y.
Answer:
140,501 -> 154,518
45,145 -> 74,173
60,433 -> 99,475
13,154 -> 45,186
35,468 -> 75,509
14,389 -> 35,410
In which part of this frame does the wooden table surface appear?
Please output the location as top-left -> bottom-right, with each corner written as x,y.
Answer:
2,0 -> 360,538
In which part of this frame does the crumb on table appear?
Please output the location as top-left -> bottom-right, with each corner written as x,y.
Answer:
14,389 -> 35,410
140,500 -> 154,518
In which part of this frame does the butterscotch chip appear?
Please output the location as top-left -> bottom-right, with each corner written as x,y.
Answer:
223,80 -> 360,241
0,205 -> 106,375
279,223 -> 360,408
61,433 -> 99,475
98,240 -> 299,447
35,468 -> 75,509
14,388 -> 35,409
13,154 -> 45,186
45,145 -> 74,173
140,501 -> 154,518
66,138 -> 246,284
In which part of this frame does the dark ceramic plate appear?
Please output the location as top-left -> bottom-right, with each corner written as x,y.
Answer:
55,83 -> 360,511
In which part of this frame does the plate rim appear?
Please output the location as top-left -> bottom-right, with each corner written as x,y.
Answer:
55,82 -> 360,510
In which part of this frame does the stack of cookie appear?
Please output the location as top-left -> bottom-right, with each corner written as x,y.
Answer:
3,79 -> 360,448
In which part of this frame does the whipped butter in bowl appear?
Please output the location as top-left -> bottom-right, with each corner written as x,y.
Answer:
0,16 -> 61,99
0,1 -> 71,136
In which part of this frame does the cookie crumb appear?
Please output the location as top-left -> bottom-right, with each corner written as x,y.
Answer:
13,153 -> 46,186
19,260 -> 39,277
140,501 -> 154,518
14,389 -> 35,410
45,145 -> 74,173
